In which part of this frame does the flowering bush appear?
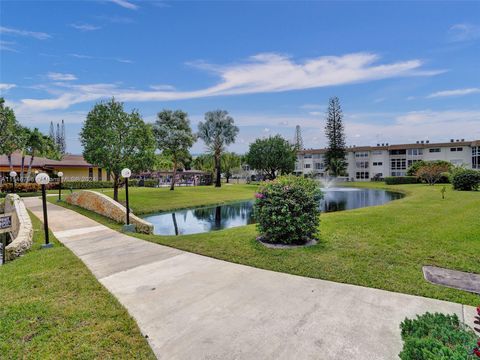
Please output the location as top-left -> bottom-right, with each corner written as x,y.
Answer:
253,175 -> 322,245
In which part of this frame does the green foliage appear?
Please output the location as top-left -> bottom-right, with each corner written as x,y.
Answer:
407,161 -> 427,176
245,135 -> 296,180
153,110 -> 195,190
385,176 -> 420,185
254,175 -> 322,244
416,162 -> 452,186
221,152 -> 241,183
0,98 -> 20,159
399,312 -> 477,360
193,154 -> 215,176
451,168 -> 480,191
80,98 -> 156,200
324,97 -> 347,176
197,110 -> 239,187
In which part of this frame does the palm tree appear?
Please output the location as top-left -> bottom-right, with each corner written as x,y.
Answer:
197,110 -> 239,187
25,128 -> 46,182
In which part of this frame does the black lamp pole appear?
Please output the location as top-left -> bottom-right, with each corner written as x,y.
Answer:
41,184 -> 50,246
58,177 -> 62,201
125,177 -> 130,225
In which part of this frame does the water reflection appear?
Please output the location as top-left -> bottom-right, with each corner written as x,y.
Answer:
143,188 -> 403,235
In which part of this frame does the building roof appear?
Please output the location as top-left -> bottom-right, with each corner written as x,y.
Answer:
299,139 -> 479,155
0,152 -> 93,169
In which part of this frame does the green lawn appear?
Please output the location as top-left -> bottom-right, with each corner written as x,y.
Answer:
0,213 -> 155,359
50,183 -> 480,306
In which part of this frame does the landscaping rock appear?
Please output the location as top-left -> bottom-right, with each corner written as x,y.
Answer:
4,194 -> 34,261
66,190 -> 153,234
423,265 -> 480,294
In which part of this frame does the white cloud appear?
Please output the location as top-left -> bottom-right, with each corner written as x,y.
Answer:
448,23 -> 480,42
427,88 -> 480,98
69,53 -> 94,59
0,83 -> 16,91
0,40 -> 18,52
17,52 -> 442,111
0,26 -> 51,40
109,0 -> 138,10
70,23 -> 101,31
149,84 -> 176,91
47,72 -> 78,81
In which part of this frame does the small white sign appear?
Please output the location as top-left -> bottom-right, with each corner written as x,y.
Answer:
121,168 -> 132,178
35,173 -> 50,185
0,215 -> 12,234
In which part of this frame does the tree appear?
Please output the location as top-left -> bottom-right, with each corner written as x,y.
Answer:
80,98 -> 156,202
221,152 -> 241,183
153,110 -> 195,190
324,97 -> 347,176
197,110 -> 239,187
245,135 -> 296,180
416,162 -> 451,186
153,153 -> 173,171
407,160 -> 451,177
193,154 -> 215,176
0,98 -> 21,171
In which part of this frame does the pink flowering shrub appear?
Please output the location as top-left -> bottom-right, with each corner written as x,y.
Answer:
253,175 -> 322,244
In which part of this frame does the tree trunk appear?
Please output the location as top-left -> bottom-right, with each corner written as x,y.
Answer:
113,174 -> 119,202
20,154 -> 25,182
7,154 -> 13,171
170,161 -> 177,191
226,175 -> 230,183
25,151 -> 35,183
215,154 -> 221,188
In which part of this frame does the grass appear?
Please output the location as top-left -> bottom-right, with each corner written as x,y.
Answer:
0,212 -> 155,359
50,183 -> 480,306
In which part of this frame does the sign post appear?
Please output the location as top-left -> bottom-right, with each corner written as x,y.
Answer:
0,215 -> 12,264
35,173 -> 52,248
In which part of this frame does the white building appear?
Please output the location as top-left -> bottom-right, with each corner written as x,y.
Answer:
295,139 -> 480,181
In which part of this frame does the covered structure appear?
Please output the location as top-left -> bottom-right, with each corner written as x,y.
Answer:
138,169 -> 212,186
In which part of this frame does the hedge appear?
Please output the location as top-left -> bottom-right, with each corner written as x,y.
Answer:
385,176 -> 419,185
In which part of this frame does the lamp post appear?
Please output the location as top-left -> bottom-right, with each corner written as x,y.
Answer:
35,173 -> 52,248
9,171 -> 17,193
57,172 -> 64,202
121,168 -> 134,232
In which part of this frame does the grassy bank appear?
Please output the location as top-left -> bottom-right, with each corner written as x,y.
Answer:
0,213 -> 155,359
50,183 -> 480,305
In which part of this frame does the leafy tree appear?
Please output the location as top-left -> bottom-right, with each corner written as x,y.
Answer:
407,160 -> 451,176
324,97 -> 347,176
197,110 -> 239,187
192,154 -> 215,176
245,135 -> 296,180
0,98 -> 21,171
153,153 -> 173,171
153,110 -> 195,190
80,98 -> 156,202
416,162 -> 451,186
221,152 -> 241,183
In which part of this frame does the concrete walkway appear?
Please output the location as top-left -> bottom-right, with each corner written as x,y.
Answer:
24,198 -> 477,360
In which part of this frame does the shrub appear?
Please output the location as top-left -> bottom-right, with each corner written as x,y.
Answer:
385,176 -> 419,185
253,175 -> 322,245
399,312 -> 477,360
416,162 -> 452,186
451,169 -> 480,191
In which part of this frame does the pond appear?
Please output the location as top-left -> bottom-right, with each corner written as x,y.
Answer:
142,187 -> 404,236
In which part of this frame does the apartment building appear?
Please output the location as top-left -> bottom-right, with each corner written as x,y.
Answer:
295,139 -> 480,181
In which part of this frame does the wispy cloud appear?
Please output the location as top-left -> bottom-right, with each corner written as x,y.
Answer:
0,40 -> 18,52
70,23 -> 101,31
47,72 -> 78,81
427,88 -> 480,98
149,84 -> 176,91
69,53 -> 94,59
67,53 -> 132,63
0,83 -> 16,92
448,23 -> 480,42
109,0 -> 138,10
0,26 -> 51,40
17,52 -> 442,111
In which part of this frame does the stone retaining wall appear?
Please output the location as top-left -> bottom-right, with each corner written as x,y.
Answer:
4,194 -> 34,261
66,190 -> 153,234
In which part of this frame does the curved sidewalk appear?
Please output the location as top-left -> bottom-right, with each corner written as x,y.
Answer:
24,197 -> 476,360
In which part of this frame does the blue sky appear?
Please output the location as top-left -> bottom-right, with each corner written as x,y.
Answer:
1,0 -> 480,154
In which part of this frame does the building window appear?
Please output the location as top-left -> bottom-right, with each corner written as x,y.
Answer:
391,171 -> 406,177
355,152 -> 369,158
355,161 -> 369,169
304,164 -> 311,169
389,149 -> 406,155
355,171 -> 369,179
450,147 -> 463,152
372,150 -> 383,155
407,159 -> 422,167
372,162 -> 383,166
391,159 -> 406,170
473,147 -> 480,169
314,162 -> 324,170
407,148 -> 423,156
88,167 -> 93,179
304,154 -> 312,159
98,168 -> 102,181
429,148 -> 441,153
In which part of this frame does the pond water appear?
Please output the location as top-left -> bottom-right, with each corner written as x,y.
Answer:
143,188 -> 403,236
